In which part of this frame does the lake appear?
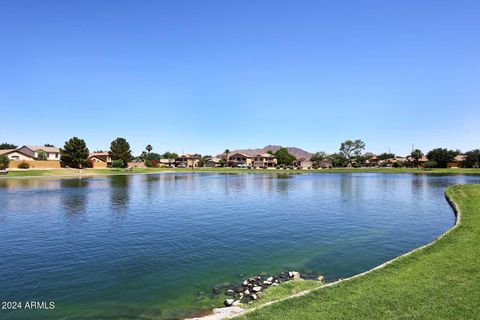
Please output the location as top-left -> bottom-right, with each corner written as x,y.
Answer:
1,173 -> 478,319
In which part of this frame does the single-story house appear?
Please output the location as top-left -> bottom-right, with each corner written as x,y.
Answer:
17,145 -> 61,160
0,149 -> 35,161
228,153 -> 253,167
204,157 -> 222,168
252,153 -> 277,168
175,154 -> 200,168
447,155 -> 466,168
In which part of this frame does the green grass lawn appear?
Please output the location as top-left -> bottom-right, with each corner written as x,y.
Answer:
237,184 -> 480,319
2,167 -> 480,178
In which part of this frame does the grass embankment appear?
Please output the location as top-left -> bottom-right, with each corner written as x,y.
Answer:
3,167 -> 480,178
238,184 -> 480,319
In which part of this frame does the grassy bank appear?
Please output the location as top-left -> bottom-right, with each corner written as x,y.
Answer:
238,184 -> 480,319
2,167 -> 480,178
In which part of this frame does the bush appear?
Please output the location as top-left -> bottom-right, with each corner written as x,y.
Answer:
425,160 -> 438,168
112,159 -> 124,168
144,160 -> 154,167
0,155 -> 9,170
18,162 -> 30,169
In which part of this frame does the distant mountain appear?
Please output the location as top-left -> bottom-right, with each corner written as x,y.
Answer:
219,145 -> 313,160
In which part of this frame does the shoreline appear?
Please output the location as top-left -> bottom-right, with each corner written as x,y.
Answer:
1,167 -> 480,180
187,186 -> 463,320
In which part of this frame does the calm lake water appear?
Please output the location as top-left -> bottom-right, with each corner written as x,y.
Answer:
1,173 -> 479,319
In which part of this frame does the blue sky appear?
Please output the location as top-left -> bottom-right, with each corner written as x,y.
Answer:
1,1 -> 479,156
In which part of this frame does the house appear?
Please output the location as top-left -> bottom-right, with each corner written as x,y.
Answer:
447,155 -> 466,168
17,145 -> 61,160
88,152 -> 112,168
175,154 -> 200,168
158,158 -> 175,167
299,160 -> 313,169
365,156 -> 379,166
252,153 -> 277,168
228,153 -> 253,167
204,157 -> 222,168
0,149 -> 35,161
406,155 -> 429,167
88,152 -> 112,164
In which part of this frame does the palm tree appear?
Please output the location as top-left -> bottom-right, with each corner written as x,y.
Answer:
146,144 -> 152,153
224,149 -> 230,167
410,149 -> 423,168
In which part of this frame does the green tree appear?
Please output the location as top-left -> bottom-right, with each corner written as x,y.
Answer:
410,149 -> 424,167
339,139 -> 366,166
377,153 -> 396,160
37,150 -> 48,160
44,143 -> 55,147
146,144 -> 153,153
60,137 -> 89,168
162,151 -> 178,159
0,155 -> 10,170
311,151 -> 328,167
198,155 -> 212,167
110,138 -> 133,167
274,147 -> 296,165
145,152 -> 162,161
426,148 -> 458,168
330,153 -> 347,167
465,149 -> 480,168
112,159 -> 124,168
0,143 -> 17,150
224,149 -> 230,167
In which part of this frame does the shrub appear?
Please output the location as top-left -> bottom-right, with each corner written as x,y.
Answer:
0,155 -> 9,170
144,160 -> 154,167
112,159 -> 124,168
18,162 -> 30,169
425,160 -> 438,168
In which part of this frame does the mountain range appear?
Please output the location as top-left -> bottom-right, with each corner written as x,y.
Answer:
219,145 -> 313,160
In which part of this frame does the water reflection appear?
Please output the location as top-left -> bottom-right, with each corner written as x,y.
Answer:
109,176 -> 131,214
61,178 -> 89,218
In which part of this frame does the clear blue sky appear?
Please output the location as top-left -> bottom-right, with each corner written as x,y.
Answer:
1,1 -> 479,156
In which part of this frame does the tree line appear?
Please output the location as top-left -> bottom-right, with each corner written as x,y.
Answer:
1,138 -> 479,169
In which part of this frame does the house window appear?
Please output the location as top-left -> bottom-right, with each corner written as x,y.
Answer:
11,156 -> 19,160
55,153 -> 59,158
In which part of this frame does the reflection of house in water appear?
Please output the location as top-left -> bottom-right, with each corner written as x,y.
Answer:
61,179 -> 90,215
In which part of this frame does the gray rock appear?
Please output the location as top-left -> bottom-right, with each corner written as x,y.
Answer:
244,289 -> 250,295
317,275 -> 325,282
267,277 -> 274,282
251,293 -> 258,300
252,286 -> 262,292
232,300 -> 241,306
224,299 -> 234,306
262,280 -> 272,286
225,289 -> 234,296
289,271 -> 301,280
242,280 -> 248,286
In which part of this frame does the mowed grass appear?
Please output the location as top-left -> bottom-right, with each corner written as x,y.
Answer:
238,184 -> 480,320
3,167 -> 480,178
